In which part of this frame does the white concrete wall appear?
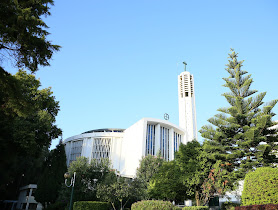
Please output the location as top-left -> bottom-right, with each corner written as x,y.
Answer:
120,119 -> 145,178
63,118 -> 185,178
110,137 -> 123,173
64,132 -> 124,173
119,118 -> 185,177
81,137 -> 93,161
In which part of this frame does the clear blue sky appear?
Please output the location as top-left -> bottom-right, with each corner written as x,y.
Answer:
8,0 -> 278,149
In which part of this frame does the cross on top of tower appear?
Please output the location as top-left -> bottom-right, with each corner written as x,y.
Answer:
183,62 -> 187,71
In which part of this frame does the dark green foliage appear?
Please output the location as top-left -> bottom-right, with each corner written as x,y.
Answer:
97,176 -> 129,210
0,0 -> 60,73
131,200 -> 174,210
200,49 -> 278,183
58,157 -> 116,203
148,160 -> 187,202
235,204 -> 278,210
97,176 -> 146,210
174,141 -> 225,206
136,154 -> 164,185
0,0 -> 60,201
73,201 -> 110,210
175,141 -> 205,205
0,70 -> 61,200
135,154 -> 164,199
182,207 -> 209,210
241,167 -> 278,205
44,201 -> 67,210
35,142 -> 67,206
128,177 -> 149,201
208,196 -> 219,207
221,202 -> 240,210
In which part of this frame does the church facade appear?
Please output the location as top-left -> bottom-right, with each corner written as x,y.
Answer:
63,67 -> 197,178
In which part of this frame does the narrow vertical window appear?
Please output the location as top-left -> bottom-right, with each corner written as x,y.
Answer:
146,124 -> 156,156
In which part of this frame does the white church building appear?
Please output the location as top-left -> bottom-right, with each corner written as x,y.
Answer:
64,65 -> 197,178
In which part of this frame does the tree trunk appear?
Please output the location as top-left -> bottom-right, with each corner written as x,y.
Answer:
111,202 -> 116,210
195,190 -> 200,206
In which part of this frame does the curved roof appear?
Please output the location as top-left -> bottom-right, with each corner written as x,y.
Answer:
82,128 -> 125,134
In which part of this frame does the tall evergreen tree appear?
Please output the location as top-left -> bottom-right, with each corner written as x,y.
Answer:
200,49 -> 278,181
0,0 -> 60,73
35,141 -> 67,207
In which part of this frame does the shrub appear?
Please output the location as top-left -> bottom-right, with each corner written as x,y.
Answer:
73,201 -> 110,210
182,207 -> 209,210
221,202 -> 240,210
131,200 -> 174,210
241,167 -> 278,205
44,202 -> 67,210
235,204 -> 278,210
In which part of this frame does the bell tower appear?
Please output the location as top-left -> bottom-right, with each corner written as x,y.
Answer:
178,62 -> 197,142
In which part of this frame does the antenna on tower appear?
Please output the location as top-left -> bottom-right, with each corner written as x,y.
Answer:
183,62 -> 187,71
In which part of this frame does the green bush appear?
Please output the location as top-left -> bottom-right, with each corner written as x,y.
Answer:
241,167 -> 278,205
131,200 -> 174,210
182,206 -> 208,210
44,202 -> 67,210
235,204 -> 278,209
221,202 -> 240,210
73,201 -> 110,210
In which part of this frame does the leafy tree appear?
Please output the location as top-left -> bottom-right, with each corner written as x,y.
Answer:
175,141 -> 233,205
97,175 -> 146,210
0,0 -> 60,200
35,141 -> 67,207
136,154 -> 164,187
128,177 -> 148,201
59,157 -> 116,203
200,158 -> 234,205
175,141 -> 205,205
200,49 -> 278,182
97,176 -> 130,210
0,0 -> 60,73
0,70 -> 61,199
148,160 -> 187,202
135,154 -> 164,200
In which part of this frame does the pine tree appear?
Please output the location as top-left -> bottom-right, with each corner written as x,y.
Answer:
200,49 -> 278,181
0,0 -> 60,73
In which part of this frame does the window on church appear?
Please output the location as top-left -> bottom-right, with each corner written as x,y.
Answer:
92,138 -> 112,162
160,126 -> 169,161
70,140 -> 83,163
146,124 -> 155,156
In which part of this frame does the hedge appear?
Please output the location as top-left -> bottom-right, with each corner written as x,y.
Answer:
182,207 -> 208,210
44,202 -> 67,210
235,204 -> 278,210
131,200 -> 174,210
73,201 -> 110,210
241,167 -> 278,205
221,202 -> 240,210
